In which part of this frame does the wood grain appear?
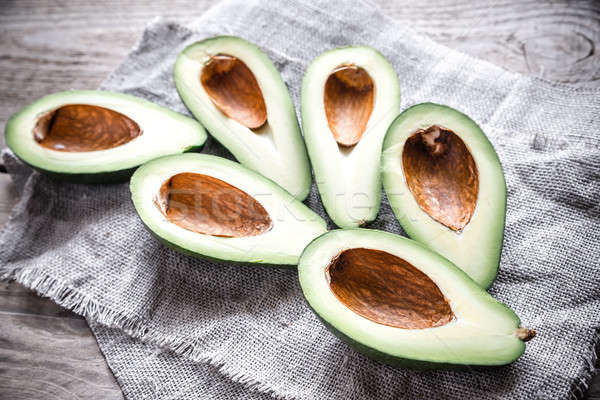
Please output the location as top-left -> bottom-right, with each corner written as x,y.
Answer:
1,0 -> 599,149
0,282 -> 123,400
0,0 -> 598,399
0,174 -> 17,227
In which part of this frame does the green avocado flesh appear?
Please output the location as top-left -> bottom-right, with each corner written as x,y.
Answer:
382,103 -> 506,288
130,153 -> 327,265
301,46 -> 400,228
174,36 -> 312,200
5,90 -> 207,183
298,229 -> 533,368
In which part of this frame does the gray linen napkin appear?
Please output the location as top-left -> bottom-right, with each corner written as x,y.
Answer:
1,0 -> 599,399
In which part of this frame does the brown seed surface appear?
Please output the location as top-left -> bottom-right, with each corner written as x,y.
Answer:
402,125 -> 479,232
327,248 -> 454,329
516,327 -> 536,342
34,104 -> 142,152
200,54 -> 267,129
155,172 -> 272,238
324,65 -> 374,147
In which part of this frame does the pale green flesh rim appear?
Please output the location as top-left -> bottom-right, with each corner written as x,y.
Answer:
174,36 -> 312,200
5,90 -> 207,175
382,103 -> 507,288
301,45 -> 401,228
131,153 -> 327,265
298,229 -> 525,365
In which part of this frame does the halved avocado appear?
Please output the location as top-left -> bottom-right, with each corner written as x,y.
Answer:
5,90 -> 207,183
298,229 -> 534,368
301,46 -> 400,228
174,36 -> 311,200
382,103 -> 506,288
131,153 -> 327,266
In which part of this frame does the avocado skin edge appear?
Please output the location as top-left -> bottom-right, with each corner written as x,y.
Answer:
11,144 -> 205,184
4,90 -> 207,185
381,102 -> 507,289
298,230 -> 524,369
308,302 -> 516,370
175,36 -> 312,201
138,217 -> 298,270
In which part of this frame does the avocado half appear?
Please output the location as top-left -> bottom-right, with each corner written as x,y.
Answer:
301,46 -> 400,228
382,103 -> 506,288
174,36 -> 312,200
5,90 -> 207,183
131,153 -> 327,266
298,229 -> 534,368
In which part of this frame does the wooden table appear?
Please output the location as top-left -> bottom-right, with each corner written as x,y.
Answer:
1,1 -> 599,398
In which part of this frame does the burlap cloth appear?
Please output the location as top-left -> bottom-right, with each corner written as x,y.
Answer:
1,0 -> 599,398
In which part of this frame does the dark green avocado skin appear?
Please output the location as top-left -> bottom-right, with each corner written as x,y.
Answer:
18,144 -> 205,184
29,164 -> 138,184
138,218 -> 297,270
309,304 -> 490,370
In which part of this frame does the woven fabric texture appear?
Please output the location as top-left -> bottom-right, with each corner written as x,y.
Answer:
1,0 -> 599,399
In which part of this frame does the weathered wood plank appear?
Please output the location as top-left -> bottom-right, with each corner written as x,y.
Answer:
0,281 -> 81,319
376,0 -> 600,85
0,0 -> 217,150
1,0 -> 598,149
0,173 -> 17,227
0,0 -> 598,399
0,310 -> 123,400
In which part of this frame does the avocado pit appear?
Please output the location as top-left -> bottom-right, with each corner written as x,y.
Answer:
34,104 -> 142,152
402,125 -> 479,232
324,64 -> 374,147
200,54 -> 267,129
155,172 -> 272,237
326,248 -> 454,329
